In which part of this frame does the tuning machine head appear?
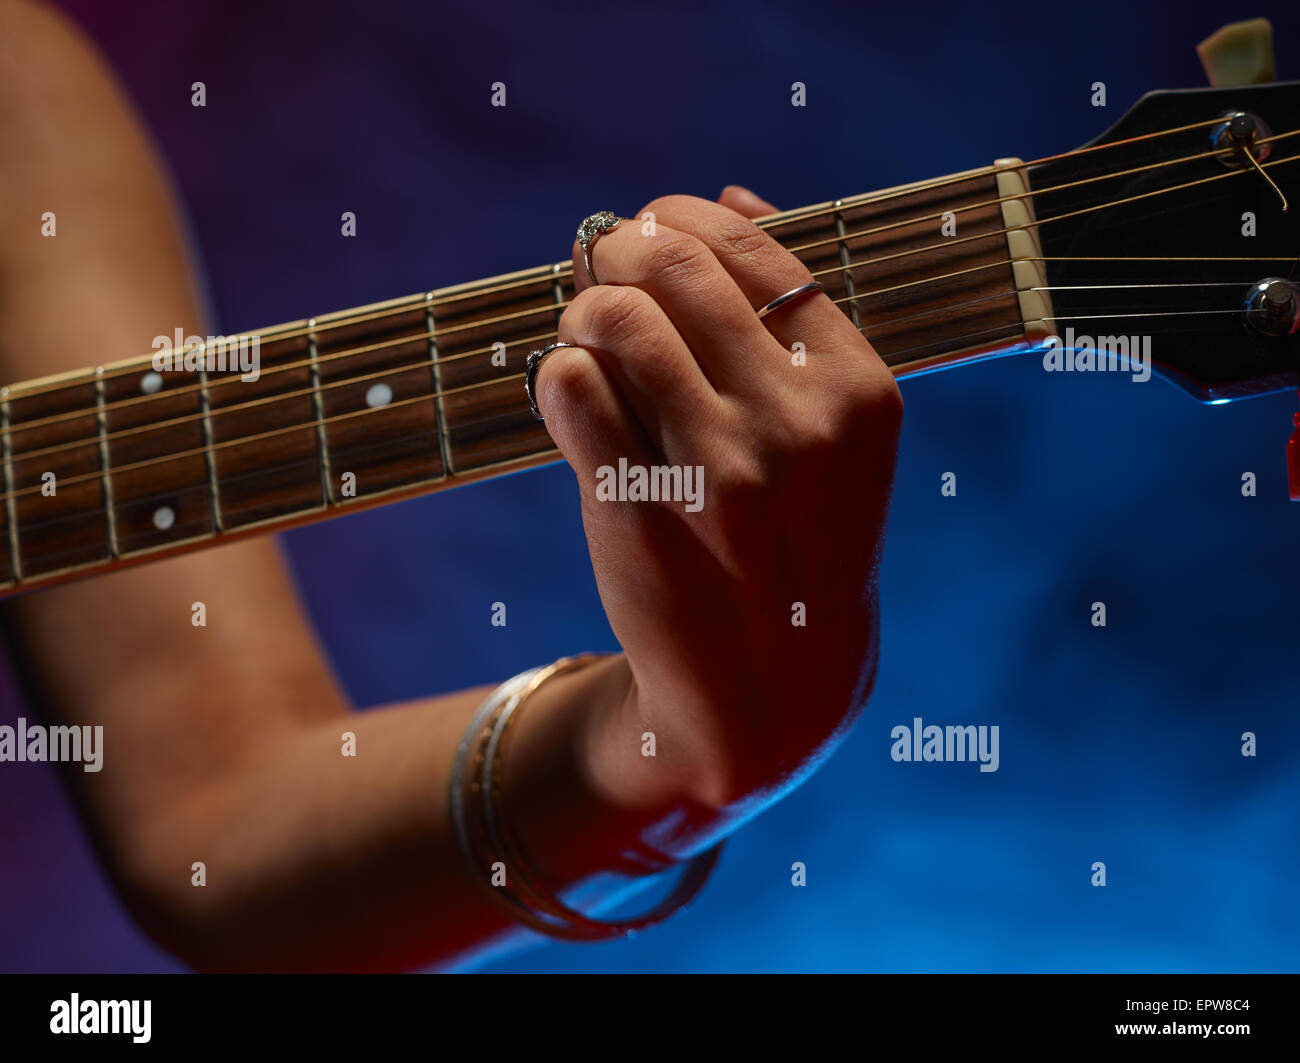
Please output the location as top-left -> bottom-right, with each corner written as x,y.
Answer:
1244,278 -> 1300,338
1212,110 -> 1273,166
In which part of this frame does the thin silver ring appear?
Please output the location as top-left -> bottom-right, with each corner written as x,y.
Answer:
757,280 -> 826,319
577,211 -> 621,286
525,341 -> 579,420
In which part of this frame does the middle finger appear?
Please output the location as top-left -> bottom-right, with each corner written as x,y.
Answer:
572,220 -> 783,397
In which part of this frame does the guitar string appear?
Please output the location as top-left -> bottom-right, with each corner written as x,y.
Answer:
0,113 -> 1252,407
0,296 -> 1271,511
876,310 -> 1253,366
8,242 -> 1300,472
6,134 -> 1299,493
0,302 -> 1263,544
867,312 -> 1276,374
801,147 -> 1300,297
0,303 -> 1276,581
56,123 -> 1300,413
162,123 -> 1286,365
12,292 -> 1266,571
8,247 -> 1297,472
8,139 -> 1298,453
3,275 -> 1271,469
781,129 -> 1298,261
8,422 -> 460,574
5,120 -> 1289,459
5,114 -> 1291,572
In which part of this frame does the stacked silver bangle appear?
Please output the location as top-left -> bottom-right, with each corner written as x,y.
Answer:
448,654 -> 723,941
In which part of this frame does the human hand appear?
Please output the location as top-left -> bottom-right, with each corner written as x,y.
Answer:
536,186 -> 902,822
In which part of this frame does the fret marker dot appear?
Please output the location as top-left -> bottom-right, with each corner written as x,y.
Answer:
152,506 -> 176,531
141,371 -> 164,394
365,383 -> 393,409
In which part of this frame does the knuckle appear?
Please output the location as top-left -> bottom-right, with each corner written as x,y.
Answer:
846,369 -> 904,425
539,346 -> 603,411
639,193 -> 701,220
873,374 -> 905,424
717,217 -> 813,286
568,286 -> 684,396
716,217 -> 778,264
570,285 -> 656,348
814,374 -> 905,449
708,418 -> 771,497
642,232 -> 711,284
727,370 -> 903,469
716,451 -> 769,498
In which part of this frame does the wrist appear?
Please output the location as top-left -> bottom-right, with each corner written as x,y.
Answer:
580,660 -> 743,846
456,654 -> 726,941
497,655 -> 678,885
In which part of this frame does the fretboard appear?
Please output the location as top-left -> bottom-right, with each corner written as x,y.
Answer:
0,160 -> 1049,596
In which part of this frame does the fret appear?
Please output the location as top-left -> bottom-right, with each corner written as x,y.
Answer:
832,200 -> 862,330
436,267 -> 561,475
0,389 -> 19,585
197,364 -> 224,532
830,172 -> 1023,367
306,321 -> 335,505
772,206 -> 860,335
101,360 -> 214,555
7,374 -> 110,578
93,368 -> 120,558
426,292 -> 455,477
0,163 -> 1057,598
550,261 -> 566,327
314,297 -> 445,500
207,332 -> 325,528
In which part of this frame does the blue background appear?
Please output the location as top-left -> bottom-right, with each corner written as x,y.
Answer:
0,0 -> 1296,972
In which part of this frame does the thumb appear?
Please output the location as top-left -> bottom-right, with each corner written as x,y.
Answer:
718,184 -> 778,219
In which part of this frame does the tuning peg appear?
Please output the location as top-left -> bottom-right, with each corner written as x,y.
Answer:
1198,19 -> 1275,86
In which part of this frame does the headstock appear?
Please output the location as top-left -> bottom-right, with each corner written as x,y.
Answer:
1028,79 -> 1300,405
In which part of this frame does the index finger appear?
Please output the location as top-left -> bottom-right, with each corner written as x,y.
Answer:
639,195 -> 878,366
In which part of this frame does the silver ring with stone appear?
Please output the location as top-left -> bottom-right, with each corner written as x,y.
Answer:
525,341 -> 580,420
577,211 -> 621,286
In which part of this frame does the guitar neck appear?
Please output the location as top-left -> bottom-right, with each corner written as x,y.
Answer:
0,159 -> 1050,597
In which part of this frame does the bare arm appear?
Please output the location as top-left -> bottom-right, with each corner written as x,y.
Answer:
0,0 -> 689,972
0,0 -> 899,971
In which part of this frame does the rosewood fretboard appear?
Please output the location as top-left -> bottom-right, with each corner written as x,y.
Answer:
0,164 -> 1040,595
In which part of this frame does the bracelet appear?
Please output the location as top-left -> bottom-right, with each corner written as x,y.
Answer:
448,654 -> 723,941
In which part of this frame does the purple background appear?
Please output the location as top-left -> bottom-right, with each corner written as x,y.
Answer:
1,0 -> 1297,972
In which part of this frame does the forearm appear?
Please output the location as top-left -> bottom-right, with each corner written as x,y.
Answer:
50,646 -> 712,972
